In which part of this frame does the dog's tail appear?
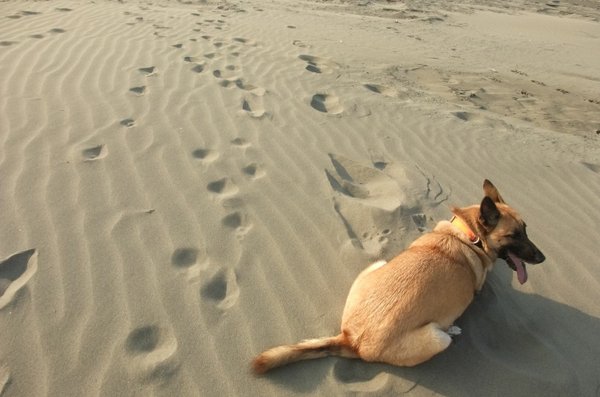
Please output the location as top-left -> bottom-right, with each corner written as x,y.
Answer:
251,333 -> 357,374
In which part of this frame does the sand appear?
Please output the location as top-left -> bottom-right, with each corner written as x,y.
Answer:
1,0 -> 599,396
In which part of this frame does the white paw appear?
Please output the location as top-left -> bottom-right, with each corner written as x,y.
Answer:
447,326 -> 462,336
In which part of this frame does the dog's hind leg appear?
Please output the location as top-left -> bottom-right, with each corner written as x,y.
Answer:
342,260 -> 388,320
378,322 -> 453,367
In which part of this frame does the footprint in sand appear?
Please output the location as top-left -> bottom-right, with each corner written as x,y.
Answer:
0,41 -> 17,46
30,34 -> 44,39
129,86 -> 146,96
172,43 -> 183,48
125,325 -> 179,383
240,97 -> 267,119
82,144 -> 107,161
298,54 -> 340,74
230,137 -> 250,148
138,66 -> 156,76
369,151 -> 389,171
232,37 -> 257,46
190,62 -> 206,73
206,177 -> 239,197
200,268 -> 239,310
0,249 -> 38,309
360,228 -> 393,244
242,163 -> 265,179
222,212 -> 242,229
48,28 -> 66,34
221,211 -> 252,237
55,7 -> 72,12
171,247 -> 206,280
310,93 -> 343,115
219,78 -> 265,96
217,79 -> 234,89
235,79 -> 266,96
452,111 -> 473,122
126,325 -> 161,353
364,83 -> 398,98
171,247 -> 199,268
411,213 -> 428,232
374,161 -> 388,170
191,148 -> 219,163
213,66 -> 239,80
120,118 -> 135,128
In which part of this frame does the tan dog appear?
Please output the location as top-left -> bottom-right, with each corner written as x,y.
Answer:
252,180 -> 545,374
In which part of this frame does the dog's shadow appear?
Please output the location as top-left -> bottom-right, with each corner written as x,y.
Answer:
265,265 -> 600,396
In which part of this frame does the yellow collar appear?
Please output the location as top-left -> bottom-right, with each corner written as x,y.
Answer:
450,216 -> 481,246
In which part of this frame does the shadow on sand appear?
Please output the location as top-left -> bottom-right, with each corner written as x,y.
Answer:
263,265 -> 600,396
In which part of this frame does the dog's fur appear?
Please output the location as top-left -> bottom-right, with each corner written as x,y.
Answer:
252,180 -> 545,374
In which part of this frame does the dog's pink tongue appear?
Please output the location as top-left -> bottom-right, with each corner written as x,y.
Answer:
509,252 -> 528,284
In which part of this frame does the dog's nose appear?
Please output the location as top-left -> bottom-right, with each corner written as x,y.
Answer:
534,251 -> 546,264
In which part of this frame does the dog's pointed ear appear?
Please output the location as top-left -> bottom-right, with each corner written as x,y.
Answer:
483,179 -> 505,204
479,196 -> 500,228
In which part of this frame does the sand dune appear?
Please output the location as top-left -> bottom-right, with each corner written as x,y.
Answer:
0,0 -> 599,396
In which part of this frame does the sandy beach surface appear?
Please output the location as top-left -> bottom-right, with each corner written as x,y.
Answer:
1,0 -> 600,396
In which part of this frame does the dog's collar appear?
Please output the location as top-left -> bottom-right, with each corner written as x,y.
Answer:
450,216 -> 482,248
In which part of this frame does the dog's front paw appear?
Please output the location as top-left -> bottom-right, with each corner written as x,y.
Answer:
447,326 -> 462,336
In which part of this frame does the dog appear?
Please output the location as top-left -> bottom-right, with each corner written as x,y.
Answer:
252,179 -> 545,374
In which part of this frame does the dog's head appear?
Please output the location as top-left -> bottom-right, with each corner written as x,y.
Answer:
477,179 -> 545,284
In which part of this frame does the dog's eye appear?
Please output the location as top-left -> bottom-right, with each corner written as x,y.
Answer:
511,231 -> 523,240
